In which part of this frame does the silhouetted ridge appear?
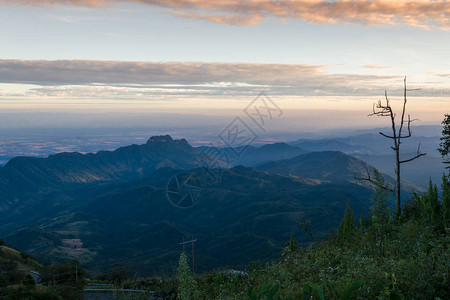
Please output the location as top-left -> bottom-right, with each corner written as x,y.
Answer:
146,135 -> 190,146
147,135 -> 174,143
0,136 -> 200,196
259,151 -> 372,183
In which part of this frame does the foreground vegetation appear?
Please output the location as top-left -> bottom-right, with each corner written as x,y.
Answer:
0,242 -> 87,300
175,173 -> 449,299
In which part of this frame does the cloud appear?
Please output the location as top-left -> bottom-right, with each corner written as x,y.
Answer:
0,59 -> 329,86
5,59 -> 447,98
2,0 -> 449,29
435,73 -> 450,78
362,64 -> 395,69
427,70 -> 450,78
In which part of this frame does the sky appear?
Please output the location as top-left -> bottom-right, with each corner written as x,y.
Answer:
0,0 -> 449,133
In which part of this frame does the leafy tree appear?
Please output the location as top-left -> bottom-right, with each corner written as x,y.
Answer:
176,253 -> 199,300
438,114 -> 450,168
22,273 -> 36,287
107,263 -> 132,284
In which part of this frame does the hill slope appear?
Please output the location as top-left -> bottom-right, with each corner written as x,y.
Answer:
5,164 -> 376,276
258,151 -> 418,194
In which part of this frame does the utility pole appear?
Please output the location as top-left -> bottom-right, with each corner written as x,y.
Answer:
179,237 -> 197,273
191,237 -> 195,274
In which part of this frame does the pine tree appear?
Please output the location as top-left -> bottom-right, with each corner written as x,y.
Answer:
427,178 -> 441,227
359,213 -> 365,229
442,174 -> 450,228
370,168 -> 392,258
339,202 -> 355,238
176,253 -> 199,300
370,169 -> 391,226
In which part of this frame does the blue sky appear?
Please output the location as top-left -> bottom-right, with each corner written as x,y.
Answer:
0,1 -> 449,130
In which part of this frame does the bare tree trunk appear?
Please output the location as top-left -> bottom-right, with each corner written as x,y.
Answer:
396,152 -> 401,217
365,77 -> 426,218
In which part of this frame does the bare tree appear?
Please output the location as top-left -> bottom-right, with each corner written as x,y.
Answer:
368,77 -> 426,217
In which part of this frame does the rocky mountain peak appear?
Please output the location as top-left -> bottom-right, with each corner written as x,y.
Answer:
147,135 -> 174,144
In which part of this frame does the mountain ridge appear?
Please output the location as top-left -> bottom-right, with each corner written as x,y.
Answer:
0,135 -> 422,276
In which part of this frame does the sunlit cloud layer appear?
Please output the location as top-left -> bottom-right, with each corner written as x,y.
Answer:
0,60 -> 448,98
2,0 -> 449,29
0,59 -> 326,86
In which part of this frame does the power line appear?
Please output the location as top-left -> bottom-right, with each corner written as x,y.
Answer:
178,237 -> 197,274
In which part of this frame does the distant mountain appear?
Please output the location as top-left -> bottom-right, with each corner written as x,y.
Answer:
258,151 -> 418,196
289,133 -> 444,189
0,137 -> 419,277
259,151 -> 368,183
196,142 -> 308,167
1,135 -> 198,188
355,153 -> 446,189
289,139 -> 368,154
290,133 -> 441,156
0,135 -> 202,219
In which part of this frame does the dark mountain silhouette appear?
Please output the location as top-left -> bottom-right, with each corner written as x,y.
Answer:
1,135 -> 198,188
0,135 -> 239,225
0,136 -> 420,276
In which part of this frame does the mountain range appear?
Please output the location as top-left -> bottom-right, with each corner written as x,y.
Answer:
0,135 -> 429,276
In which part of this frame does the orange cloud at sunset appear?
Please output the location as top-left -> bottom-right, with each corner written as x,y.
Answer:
2,0 -> 449,29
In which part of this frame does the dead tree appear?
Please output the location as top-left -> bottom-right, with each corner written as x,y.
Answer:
368,77 -> 426,217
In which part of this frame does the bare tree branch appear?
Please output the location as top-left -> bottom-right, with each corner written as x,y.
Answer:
399,153 -> 427,164
398,77 -> 408,142
399,142 -> 427,164
353,169 -> 395,193
379,132 -> 395,139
